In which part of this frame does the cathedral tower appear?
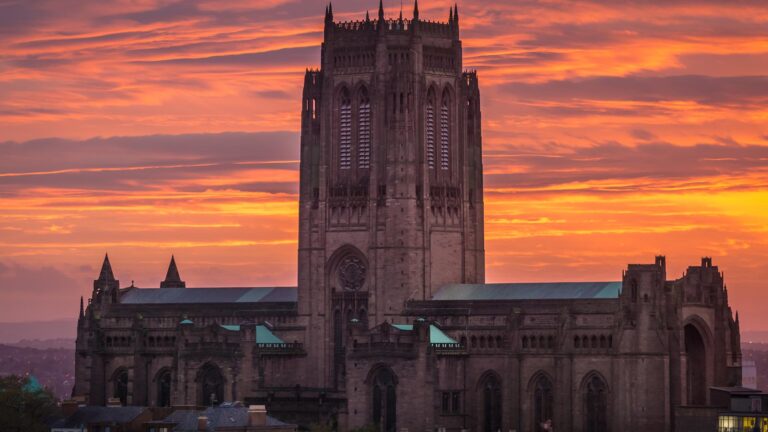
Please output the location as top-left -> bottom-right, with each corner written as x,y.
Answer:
298,2 -> 484,386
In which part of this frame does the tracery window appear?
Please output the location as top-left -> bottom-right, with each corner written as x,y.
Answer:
585,375 -> 608,432
339,89 -> 352,170
533,375 -> 554,429
440,89 -> 450,170
426,89 -> 436,169
372,368 -> 397,432
358,88 -> 371,169
481,373 -> 502,432
157,369 -> 171,407
113,369 -> 128,406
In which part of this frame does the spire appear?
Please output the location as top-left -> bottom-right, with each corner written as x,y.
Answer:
413,0 -> 419,20
328,2 -> 333,20
449,6 -> 453,22
736,311 -> 740,325
161,255 -> 186,288
79,296 -> 84,320
366,9 -> 370,22
98,253 -> 115,281
454,3 -> 459,21
378,0 -> 385,20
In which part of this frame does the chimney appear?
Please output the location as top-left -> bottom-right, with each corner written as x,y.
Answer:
197,415 -> 209,431
61,399 -> 79,417
248,405 -> 267,426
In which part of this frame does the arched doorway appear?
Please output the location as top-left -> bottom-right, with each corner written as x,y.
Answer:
370,367 -> 397,432
156,369 -> 172,407
685,323 -> 708,405
113,368 -> 128,406
532,374 -> 553,431
199,363 -> 224,406
479,372 -> 502,432
584,375 -> 608,432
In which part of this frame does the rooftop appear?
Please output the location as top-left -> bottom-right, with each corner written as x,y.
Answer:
120,287 -> 297,304
431,281 -> 622,301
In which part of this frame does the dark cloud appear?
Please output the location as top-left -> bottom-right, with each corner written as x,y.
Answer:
138,46 -> 319,68
630,129 -> 656,141
485,141 -> 768,193
498,75 -> 768,106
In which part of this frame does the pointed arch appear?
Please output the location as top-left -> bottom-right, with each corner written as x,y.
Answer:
683,315 -> 713,405
357,85 -> 371,169
528,371 -> 554,430
477,370 -> 502,432
154,368 -> 172,407
111,367 -> 129,406
327,244 -> 368,292
367,365 -> 397,432
581,371 -> 609,432
197,362 -> 224,406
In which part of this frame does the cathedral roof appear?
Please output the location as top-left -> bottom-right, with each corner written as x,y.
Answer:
432,281 -> 621,301
119,287 -> 296,304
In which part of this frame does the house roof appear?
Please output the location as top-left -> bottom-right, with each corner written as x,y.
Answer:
51,406 -> 147,428
431,281 -> 622,301
392,324 -> 458,344
163,406 -> 290,431
120,287 -> 297,304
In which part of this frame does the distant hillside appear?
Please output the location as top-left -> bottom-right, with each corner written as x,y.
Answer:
0,319 -> 76,344
0,343 -> 74,400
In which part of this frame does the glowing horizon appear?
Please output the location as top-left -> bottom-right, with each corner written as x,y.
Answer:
1,0 -> 767,330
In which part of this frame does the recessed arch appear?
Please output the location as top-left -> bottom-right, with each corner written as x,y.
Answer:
477,370 -> 502,432
111,367 -> 129,406
154,368 -> 172,407
581,371 -> 609,432
528,371 -> 554,431
367,364 -> 397,432
683,315 -> 712,405
326,244 -> 368,292
197,362 -> 224,406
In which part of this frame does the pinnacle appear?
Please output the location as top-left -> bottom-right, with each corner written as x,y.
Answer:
98,253 -> 115,281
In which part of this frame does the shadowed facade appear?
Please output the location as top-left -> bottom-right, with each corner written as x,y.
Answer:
73,3 -> 742,431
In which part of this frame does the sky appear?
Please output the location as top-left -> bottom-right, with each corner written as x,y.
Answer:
0,0 -> 767,330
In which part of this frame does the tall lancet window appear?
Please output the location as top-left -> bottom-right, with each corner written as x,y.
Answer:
358,88 -> 371,169
426,89 -> 436,169
440,89 -> 450,170
339,89 -> 352,170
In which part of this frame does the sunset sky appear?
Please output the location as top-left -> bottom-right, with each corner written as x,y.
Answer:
1,0 -> 767,330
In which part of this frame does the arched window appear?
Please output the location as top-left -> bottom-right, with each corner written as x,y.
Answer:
533,375 -> 554,429
480,373 -> 502,432
440,89 -> 450,170
425,88 -> 436,169
339,88 -> 352,170
358,88 -> 371,169
584,375 -> 608,432
157,369 -> 171,407
591,335 -> 597,349
199,363 -> 224,406
113,369 -> 128,406
574,336 -> 581,348
522,336 -> 528,349
371,368 -> 397,432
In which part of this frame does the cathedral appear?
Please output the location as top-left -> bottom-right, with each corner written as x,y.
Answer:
73,2 -> 743,431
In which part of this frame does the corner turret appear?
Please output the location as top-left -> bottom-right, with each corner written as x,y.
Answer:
160,255 -> 186,288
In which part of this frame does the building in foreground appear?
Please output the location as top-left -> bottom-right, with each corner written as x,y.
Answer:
73,2 -> 743,431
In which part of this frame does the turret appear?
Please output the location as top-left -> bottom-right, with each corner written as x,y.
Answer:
413,0 -> 419,20
160,255 -> 186,288
92,253 -> 119,304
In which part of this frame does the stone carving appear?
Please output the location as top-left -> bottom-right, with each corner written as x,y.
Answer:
338,256 -> 366,291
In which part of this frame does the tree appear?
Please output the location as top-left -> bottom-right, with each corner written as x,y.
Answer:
0,375 -> 61,432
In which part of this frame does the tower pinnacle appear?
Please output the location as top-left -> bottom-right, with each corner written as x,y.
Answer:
98,253 -> 115,281
378,0 -> 384,20
413,0 -> 419,20
161,255 -> 186,288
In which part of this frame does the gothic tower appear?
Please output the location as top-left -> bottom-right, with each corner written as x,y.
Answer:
298,2 -> 484,387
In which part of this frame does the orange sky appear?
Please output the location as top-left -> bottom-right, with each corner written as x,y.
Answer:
1,0 -> 767,330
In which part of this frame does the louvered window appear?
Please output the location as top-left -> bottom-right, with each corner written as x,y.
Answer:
440,98 -> 449,170
358,95 -> 371,169
339,94 -> 352,170
426,100 -> 435,169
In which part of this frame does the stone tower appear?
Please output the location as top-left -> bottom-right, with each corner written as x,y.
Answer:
297,1 -> 485,387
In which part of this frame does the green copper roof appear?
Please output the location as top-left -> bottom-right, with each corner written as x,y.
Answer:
180,319 -> 193,325
218,324 -> 286,345
393,324 -> 458,344
432,282 -> 622,301
22,375 -> 42,393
